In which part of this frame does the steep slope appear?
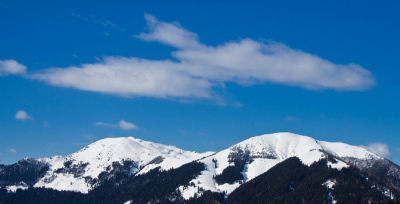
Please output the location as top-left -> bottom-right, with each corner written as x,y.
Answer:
227,157 -> 397,204
33,137 -> 212,193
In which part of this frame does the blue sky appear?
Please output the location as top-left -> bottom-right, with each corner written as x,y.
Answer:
1,0 -> 399,165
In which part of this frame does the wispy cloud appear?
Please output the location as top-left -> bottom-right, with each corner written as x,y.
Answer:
71,12 -> 117,28
7,148 -> 18,154
360,143 -> 391,158
15,110 -> 33,121
136,14 -> 201,49
118,120 -> 138,130
12,14 -> 376,101
0,59 -> 26,76
95,120 -> 138,130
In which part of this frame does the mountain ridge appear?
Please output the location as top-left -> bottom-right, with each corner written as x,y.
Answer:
1,132 -> 399,203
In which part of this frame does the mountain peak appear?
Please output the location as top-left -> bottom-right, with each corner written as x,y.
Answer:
233,132 -> 381,161
33,136 -> 212,193
232,132 -> 321,161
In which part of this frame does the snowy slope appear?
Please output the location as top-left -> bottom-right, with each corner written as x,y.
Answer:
178,132 -> 383,199
34,137 -> 212,193
318,140 -> 379,160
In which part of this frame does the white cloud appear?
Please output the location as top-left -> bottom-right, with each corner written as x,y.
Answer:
95,120 -> 138,130
136,14 -> 202,49
175,40 -> 375,91
31,57 -> 213,98
29,14 -> 375,100
118,120 -> 138,130
360,143 -> 391,158
7,148 -> 18,154
0,59 -> 26,76
15,110 -> 32,120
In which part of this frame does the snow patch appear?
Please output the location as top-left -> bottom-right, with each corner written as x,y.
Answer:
383,186 -> 395,200
323,179 -> 337,189
299,150 -> 324,166
179,185 -> 199,200
328,160 -> 349,170
6,182 -> 28,193
243,159 -> 280,180
35,173 -> 90,193
216,182 -> 241,195
323,179 -> 337,204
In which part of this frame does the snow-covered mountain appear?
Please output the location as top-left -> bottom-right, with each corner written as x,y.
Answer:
33,137 -> 212,193
1,132 -> 399,203
178,132 -> 382,198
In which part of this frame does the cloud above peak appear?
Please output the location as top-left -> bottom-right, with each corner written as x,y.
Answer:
21,14 -> 377,100
118,120 -> 138,130
95,120 -> 138,130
